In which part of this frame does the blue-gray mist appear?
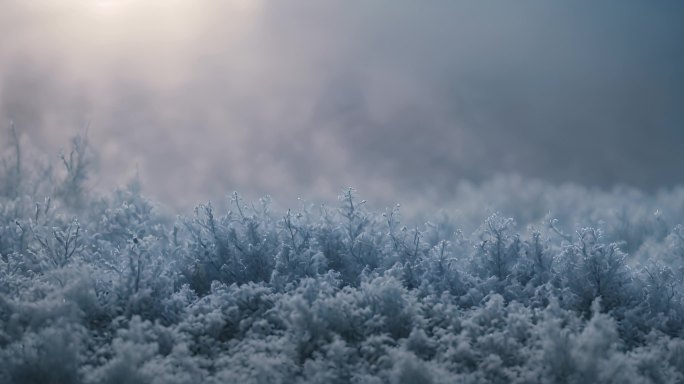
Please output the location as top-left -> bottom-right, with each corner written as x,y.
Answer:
1,0 -> 683,209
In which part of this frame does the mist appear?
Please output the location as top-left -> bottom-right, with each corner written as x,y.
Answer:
2,0 -> 683,209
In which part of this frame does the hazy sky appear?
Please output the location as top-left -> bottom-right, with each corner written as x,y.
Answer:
1,0 -> 683,209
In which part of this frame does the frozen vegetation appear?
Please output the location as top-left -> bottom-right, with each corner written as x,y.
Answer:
1,133 -> 684,384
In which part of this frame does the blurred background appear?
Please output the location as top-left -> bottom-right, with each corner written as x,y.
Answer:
1,0 -> 683,211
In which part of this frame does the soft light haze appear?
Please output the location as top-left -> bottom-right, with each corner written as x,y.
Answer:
1,0 -> 683,209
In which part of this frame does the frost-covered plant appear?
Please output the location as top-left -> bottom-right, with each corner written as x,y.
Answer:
558,228 -> 634,314
57,133 -> 95,210
271,208 -> 327,290
0,322 -> 85,384
0,124 -> 22,200
472,213 -> 521,283
335,188 -> 382,283
2,134 -> 684,383
181,194 -> 279,293
514,230 -> 554,288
